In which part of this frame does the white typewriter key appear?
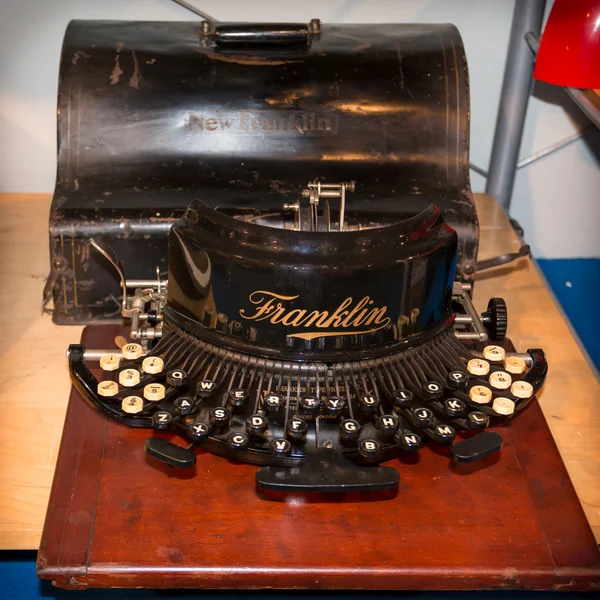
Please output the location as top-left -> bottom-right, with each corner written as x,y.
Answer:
100,353 -> 120,371
483,345 -> 505,362
469,385 -> 493,404
144,383 -> 166,401
122,343 -> 143,360
504,356 -> 526,375
467,358 -> 490,376
489,370 -> 512,390
142,356 -> 164,374
97,380 -> 119,397
493,397 -> 515,415
119,368 -> 141,387
122,395 -> 144,414
511,380 -> 534,399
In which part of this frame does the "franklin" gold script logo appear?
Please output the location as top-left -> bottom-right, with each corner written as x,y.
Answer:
239,291 -> 391,341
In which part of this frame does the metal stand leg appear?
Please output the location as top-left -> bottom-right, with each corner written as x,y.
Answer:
485,0 -> 546,211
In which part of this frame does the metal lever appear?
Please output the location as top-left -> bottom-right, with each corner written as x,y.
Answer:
90,238 -> 130,317
464,244 -> 531,277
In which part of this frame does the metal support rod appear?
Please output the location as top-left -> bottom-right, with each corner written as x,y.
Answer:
486,0 -> 546,210
169,0 -> 218,22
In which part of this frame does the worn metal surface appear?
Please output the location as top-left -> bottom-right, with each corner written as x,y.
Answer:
49,20 -> 477,324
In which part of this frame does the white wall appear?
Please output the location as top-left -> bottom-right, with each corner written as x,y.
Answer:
1,0 -> 598,258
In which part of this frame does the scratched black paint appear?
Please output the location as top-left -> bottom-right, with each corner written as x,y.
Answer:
49,20 -> 476,324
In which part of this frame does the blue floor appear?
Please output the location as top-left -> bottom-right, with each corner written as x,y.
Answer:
2,260 -> 598,599
538,257 -> 600,371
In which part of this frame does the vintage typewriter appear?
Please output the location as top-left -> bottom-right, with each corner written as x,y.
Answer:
45,17 -> 546,493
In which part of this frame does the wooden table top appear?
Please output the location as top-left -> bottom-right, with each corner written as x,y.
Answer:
1,192 -> 599,550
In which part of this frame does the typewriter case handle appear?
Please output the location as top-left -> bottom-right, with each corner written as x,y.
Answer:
211,23 -> 313,47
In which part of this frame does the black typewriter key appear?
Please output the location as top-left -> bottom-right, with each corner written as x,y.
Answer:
359,439 -> 382,461
444,397 -> 466,418
299,394 -> 320,416
227,432 -> 249,451
285,418 -> 308,442
246,413 -> 268,436
209,407 -> 230,428
152,410 -> 173,430
324,396 -> 346,418
377,414 -> 399,437
174,396 -> 194,416
422,381 -> 444,401
339,419 -> 361,443
167,369 -> 188,388
188,421 -> 210,442
264,393 -> 283,411
358,394 -> 380,414
413,407 -> 434,428
270,438 -> 292,457
229,388 -> 248,408
398,431 -> 422,451
434,423 -> 456,443
196,379 -> 218,398
447,370 -> 468,390
467,411 -> 490,430
392,389 -> 413,409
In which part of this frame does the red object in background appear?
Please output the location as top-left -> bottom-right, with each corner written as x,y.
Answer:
534,0 -> 600,89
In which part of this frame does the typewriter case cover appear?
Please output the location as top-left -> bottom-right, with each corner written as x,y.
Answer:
48,20 -> 477,324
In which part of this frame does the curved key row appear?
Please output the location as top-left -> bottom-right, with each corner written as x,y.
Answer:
67,326 -> 547,479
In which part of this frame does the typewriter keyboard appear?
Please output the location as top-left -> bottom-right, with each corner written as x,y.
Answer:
68,325 -> 547,492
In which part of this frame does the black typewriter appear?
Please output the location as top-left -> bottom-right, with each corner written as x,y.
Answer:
45,17 -> 546,493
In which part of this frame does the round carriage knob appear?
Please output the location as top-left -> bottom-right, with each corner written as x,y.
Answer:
481,297 -> 508,341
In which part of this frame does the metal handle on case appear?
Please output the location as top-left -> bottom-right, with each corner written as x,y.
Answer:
199,19 -> 321,48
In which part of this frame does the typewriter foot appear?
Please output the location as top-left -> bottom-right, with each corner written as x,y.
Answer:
144,437 -> 197,468
255,447 -> 399,493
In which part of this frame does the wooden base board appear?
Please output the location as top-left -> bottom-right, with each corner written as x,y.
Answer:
37,326 -> 600,591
